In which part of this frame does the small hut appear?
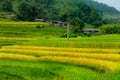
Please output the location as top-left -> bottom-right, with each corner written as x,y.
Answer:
83,29 -> 99,34
51,21 -> 67,27
35,19 -> 46,22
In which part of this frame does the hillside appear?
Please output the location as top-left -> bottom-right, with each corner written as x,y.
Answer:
54,0 -> 120,15
54,0 -> 120,22
0,0 -> 120,23
85,0 -> 120,15
1,0 -> 120,15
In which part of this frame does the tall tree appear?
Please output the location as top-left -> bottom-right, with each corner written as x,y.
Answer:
71,17 -> 85,34
1,0 -> 13,12
17,1 -> 38,21
68,1 -> 103,27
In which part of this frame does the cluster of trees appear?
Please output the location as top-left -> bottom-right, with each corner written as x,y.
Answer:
0,0 -> 55,21
69,2 -> 103,27
16,2 -> 38,21
0,0 -> 102,22
0,0 -> 13,12
0,0 -> 104,34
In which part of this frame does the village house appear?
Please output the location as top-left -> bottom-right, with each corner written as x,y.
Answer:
1,12 -> 15,19
51,21 -> 67,27
35,19 -> 46,22
82,29 -> 99,34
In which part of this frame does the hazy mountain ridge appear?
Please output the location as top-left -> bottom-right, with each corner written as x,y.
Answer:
54,0 -> 120,15
0,0 -> 120,15
85,0 -> 120,15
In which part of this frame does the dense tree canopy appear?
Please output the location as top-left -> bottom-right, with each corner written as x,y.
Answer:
59,1 -> 103,27
71,17 -> 85,34
1,0 -> 13,12
16,1 -> 38,21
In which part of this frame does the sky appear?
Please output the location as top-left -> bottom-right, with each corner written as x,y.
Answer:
94,0 -> 120,11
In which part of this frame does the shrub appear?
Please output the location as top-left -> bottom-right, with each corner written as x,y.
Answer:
92,20 -> 102,27
70,34 -> 78,38
36,25 -> 44,29
60,33 -> 67,38
101,24 -> 120,34
60,33 -> 78,38
86,33 -> 92,37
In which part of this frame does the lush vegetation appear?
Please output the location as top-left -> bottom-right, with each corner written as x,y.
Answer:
0,0 -> 104,27
0,0 -> 120,80
0,20 -> 119,80
100,24 -> 120,34
84,0 -> 120,15
0,22 -> 119,48
0,0 -> 120,35
0,45 -> 120,80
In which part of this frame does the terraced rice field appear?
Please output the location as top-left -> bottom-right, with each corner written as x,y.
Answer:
0,45 -> 120,80
0,43 -> 120,80
0,22 -> 120,80
0,46 -> 120,72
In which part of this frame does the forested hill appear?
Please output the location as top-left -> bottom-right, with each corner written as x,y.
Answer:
54,0 -> 120,15
0,0 -> 120,15
0,0 -> 120,25
84,0 -> 120,15
1,0 -> 120,15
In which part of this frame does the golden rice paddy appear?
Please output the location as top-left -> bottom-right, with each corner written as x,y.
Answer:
0,21 -> 46,25
0,46 -> 120,71
0,48 -> 120,61
2,46 -> 120,53
0,53 -> 37,61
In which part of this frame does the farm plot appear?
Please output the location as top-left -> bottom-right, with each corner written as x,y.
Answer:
0,46 -> 120,72
0,22 -> 120,80
0,44 -> 120,80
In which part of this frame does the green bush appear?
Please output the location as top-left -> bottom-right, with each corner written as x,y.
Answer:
86,33 -> 92,37
101,24 -> 120,34
36,25 -> 44,29
70,34 -> 78,38
60,33 -> 67,38
60,33 -> 78,38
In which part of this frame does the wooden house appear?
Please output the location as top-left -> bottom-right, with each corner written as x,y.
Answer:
35,19 -> 46,22
51,21 -> 67,27
83,29 -> 99,34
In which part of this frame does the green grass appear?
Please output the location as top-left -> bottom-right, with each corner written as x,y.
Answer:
0,23 -> 119,48
0,60 -> 119,80
0,60 -> 101,80
0,25 -> 66,38
102,71 -> 120,80
25,34 -> 120,48
0,18 -> 12,21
